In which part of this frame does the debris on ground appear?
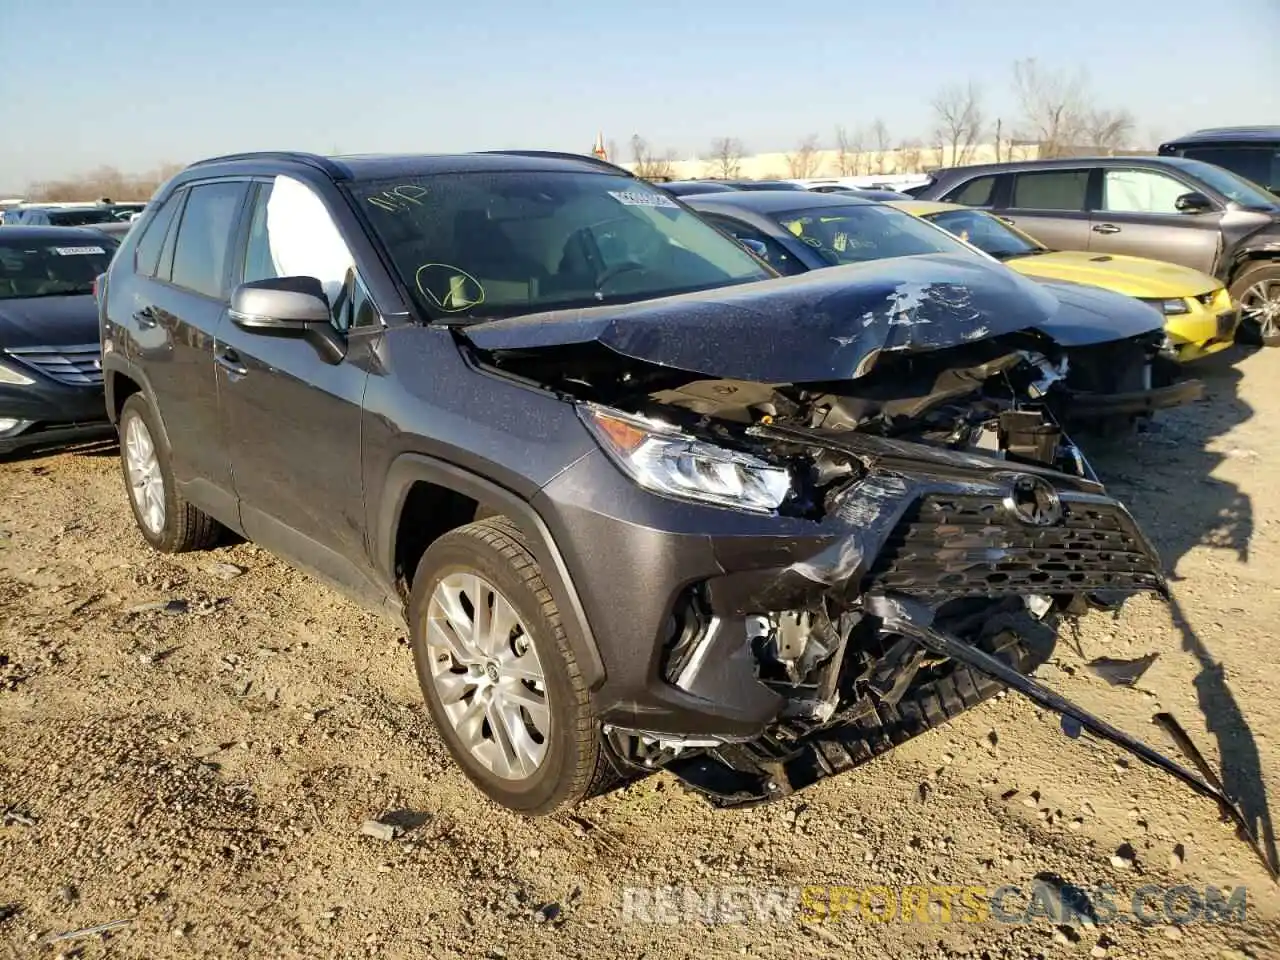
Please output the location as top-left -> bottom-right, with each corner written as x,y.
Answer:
1085,653 -> 1160,687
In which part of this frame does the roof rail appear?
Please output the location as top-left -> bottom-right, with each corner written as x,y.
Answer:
186,151 -> 348,178
478,150 -> 636,178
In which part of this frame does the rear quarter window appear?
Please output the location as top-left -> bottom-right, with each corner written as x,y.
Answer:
943,175 -> 997,206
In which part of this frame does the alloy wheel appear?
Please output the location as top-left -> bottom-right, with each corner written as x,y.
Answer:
124,415 -> 165,535
425,572 -> 551,780
1241,278 -> 1280,340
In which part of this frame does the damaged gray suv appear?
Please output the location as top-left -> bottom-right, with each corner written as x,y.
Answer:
95,152 -> 1265,865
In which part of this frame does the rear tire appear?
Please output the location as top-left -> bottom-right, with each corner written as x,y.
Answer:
118,394 -> 221,553
409,517 -> 614,815
1229,261 -> 1280,347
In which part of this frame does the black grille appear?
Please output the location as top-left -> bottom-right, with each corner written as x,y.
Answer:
867,493 -> 1163,599
5,344 -> 102,385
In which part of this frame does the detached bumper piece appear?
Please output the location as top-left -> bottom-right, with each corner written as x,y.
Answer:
1060,378 -> 1204,419
869,594 -> 1278,882
665,601 -> 1056,808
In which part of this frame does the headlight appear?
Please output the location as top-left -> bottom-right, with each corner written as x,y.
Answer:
0,361 -> 35,386
580,404 -> 792,513
1142,298 -> 1190,316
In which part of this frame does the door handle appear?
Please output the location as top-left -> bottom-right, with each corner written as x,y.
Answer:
215,347 -> 248,378
133,307 -> 158,329
1092,223 -> 1121,235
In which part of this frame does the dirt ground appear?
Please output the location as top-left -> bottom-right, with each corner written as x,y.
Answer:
3,345 -> 1280,960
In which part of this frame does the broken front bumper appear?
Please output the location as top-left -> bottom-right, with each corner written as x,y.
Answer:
534,427 -> 1166,744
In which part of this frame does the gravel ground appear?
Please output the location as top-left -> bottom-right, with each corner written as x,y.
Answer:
2,345 -> 1279,960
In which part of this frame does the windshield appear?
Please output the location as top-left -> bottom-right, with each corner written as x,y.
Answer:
351,171 -> 771,319
772,203 -> 973,266
924,208 -> 1044,260
45,209 -> 118,226
0,239 -> 115,299
1164,157 -> 1279,207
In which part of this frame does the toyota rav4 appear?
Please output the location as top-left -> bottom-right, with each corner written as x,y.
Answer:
95,152 -> 1260,856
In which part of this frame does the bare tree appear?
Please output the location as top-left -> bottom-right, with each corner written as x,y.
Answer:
835,125 -> 865,175
705,137 -> 745,179
27,162 -> 183,202
1011,58 -> 1088,158
629,135 -> 677,180
786,135 -> 822,178
1082,108 -> 1136,155
896,139 -> 924,174
869,120 -> 892,173
931,81 -> 985,166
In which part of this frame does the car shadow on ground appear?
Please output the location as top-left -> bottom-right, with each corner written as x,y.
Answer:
1087,345 -> 1276,874
0,436 -> 117,464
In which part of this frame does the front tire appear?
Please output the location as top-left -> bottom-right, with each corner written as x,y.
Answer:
409,518 -> 613,815
1230,262 -> 1280,347
118,394 -> 221,553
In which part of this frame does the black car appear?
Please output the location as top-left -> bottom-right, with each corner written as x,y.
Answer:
916,156 -> 1280,344
684,189 -> 1197,426
0,226 -> 117,455
96,150 -> 1219,827
1159,126 -> 1280,195
659,180 -> 744,197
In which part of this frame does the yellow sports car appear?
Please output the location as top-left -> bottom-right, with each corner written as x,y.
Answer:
889,200 -> 1240,361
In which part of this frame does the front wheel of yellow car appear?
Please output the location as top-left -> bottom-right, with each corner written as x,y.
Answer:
1231,262 -> 1280,348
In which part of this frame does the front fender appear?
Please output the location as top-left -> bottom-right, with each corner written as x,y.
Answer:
375,453 -> 605,689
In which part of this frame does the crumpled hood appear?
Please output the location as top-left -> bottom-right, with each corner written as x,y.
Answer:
463,253 -> 1164,382
0,295 -> 100,350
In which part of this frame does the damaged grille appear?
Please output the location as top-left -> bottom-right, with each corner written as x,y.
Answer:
867,493 -> 1163,599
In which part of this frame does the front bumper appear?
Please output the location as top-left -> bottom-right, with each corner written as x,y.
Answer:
534,430 -> 1167,744
0,378 -> 111,455
1166,297 -> 1240,362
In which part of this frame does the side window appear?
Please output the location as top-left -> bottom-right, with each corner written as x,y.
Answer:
1010,170 -> 1090,211
704,215 -> 804,276
239,176 -> 357,331
1102,169 -> 1205,214
132,193 -> 181,278
944,175 -> 998,207
170,181 -> 249,298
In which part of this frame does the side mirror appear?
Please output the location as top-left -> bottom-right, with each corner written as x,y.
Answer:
230,276 -> 346,364
1175,191 -> 1214,215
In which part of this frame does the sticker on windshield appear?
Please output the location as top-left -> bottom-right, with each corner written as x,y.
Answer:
608,190 -> 679,209
52,246 -> 106,256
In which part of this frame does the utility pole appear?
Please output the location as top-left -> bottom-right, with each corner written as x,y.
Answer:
994,119 -> 1003,163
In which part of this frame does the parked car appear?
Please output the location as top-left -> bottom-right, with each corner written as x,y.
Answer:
100,150 -> 1178,818
888,199 -> 1239,361
684,189 -> 1199,426
0,227 -> 117,455
716,179 -> 810,191
1159,126 -> 1280,195
917,156 -> 1280,345
806,185 -> 913,200
5,205 -> 134,238
659,180 -> 744,197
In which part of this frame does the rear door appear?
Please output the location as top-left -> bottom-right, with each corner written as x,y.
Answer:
214,175 -> 381,602
124,180 -> 248,521
1088,166 -> 1223,274
997,167 -> 1093,250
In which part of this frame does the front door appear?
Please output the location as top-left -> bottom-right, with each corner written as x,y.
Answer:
1087,167 -> 1224,274
998,168 -> 1093,250
214,176 -> 382,604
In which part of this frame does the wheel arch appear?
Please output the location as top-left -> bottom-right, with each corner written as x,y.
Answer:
377,454 -> 605,689
103,354 -> 173,454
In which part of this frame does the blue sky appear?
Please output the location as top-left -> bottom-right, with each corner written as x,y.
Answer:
2,0 -> 1277,190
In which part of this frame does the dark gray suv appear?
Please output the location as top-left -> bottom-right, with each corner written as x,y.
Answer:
96,150 -> 1225,822
919,156 -> 1280,345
